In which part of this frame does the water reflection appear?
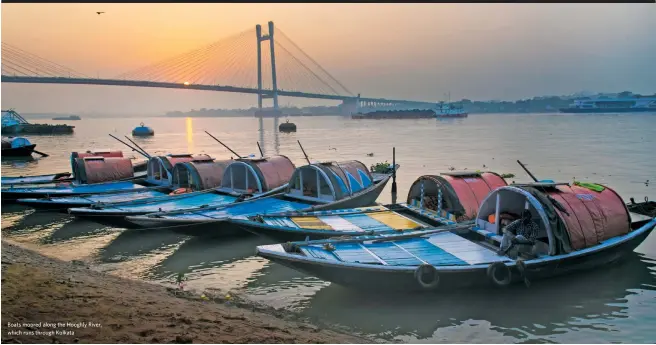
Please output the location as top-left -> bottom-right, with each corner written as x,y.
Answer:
293,253 -> 655,342
96,228 -> 188,264
185,117 -> 195,153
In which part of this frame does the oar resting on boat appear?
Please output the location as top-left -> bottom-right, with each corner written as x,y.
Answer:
256,181 -> 656,292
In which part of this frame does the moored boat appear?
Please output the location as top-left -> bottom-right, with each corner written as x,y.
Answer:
14,154 -> 214,209
67,155 -> 297,226
231,171 -> 507,240
256,181 -> 656,291
1,136 -> 37,157
124,159 -> 399,236
2,149 -> 147,187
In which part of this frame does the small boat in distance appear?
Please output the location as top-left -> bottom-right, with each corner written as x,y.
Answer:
256,181 -> 656,291
352,102 -> 467,119
559,97 -> 656,113
1,137 -> 37,157
132,122 -> 155,136
52,115 -> 81,121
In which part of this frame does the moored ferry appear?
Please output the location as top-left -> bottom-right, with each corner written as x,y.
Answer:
559,97 -> 656,113
352,102 -> 468,119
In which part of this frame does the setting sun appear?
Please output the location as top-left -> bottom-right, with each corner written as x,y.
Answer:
183,81 -> 190,86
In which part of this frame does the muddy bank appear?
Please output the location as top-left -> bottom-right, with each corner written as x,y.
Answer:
1,241 -> 370,344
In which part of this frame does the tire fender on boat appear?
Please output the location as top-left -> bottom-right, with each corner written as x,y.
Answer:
487,262 -> 512,287
414,264 -> 440,290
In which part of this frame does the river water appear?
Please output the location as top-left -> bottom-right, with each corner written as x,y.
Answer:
2,113 -> 655,343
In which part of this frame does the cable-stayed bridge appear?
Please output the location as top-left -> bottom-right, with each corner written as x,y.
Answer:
1,21 -> 439,115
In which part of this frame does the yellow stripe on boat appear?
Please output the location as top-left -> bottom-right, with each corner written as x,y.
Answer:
366,211 -> 423,230
291,216 -> 333,230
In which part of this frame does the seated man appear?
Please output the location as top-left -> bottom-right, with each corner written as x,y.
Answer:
498,209 -> 540,257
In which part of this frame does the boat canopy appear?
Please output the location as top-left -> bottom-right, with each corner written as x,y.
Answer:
146,154 -> 213,185
70,150 -> 124,178
220,155 -> 295,194
287,160 -> 374,202
1,137 -> 32,149
73,157 -> 134,184
476,183 -> 631,256
406,172 -> 507,221
171,159 -> 232,191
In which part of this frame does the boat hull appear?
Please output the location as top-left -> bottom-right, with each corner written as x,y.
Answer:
257,219 -> 656,292
127,175 -> 392,237
1,177 -> 149,202
1,172 -> 72,186
16,188 -> 170,211
1,144 -> 36,157
232,176 -> 392,240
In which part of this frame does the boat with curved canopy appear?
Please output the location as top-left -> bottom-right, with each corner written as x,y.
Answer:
17,154 -> 214,210
232,171 -> 506,240
256,181 -> 656,291
66,155 -> 296,225
124,160 -> 399,236
2,149 -> 147,186
6,153 -> 209,204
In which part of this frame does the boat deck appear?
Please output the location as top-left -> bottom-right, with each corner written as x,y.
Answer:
162,197 -> 308,220
299,231 -> 511,267
260,205 -> 430,233
98,193 -> 238,213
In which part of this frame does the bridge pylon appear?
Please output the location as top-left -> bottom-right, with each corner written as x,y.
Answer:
255,21 -> 282,117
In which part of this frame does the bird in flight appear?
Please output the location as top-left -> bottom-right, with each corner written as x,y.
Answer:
96,11 -> 105,15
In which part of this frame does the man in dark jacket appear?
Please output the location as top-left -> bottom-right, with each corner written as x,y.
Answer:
498,209 -> 540,257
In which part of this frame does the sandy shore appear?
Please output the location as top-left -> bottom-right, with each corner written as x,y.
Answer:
1,240 -> 370,344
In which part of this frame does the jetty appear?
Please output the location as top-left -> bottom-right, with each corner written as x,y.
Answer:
1,110 -> 74,135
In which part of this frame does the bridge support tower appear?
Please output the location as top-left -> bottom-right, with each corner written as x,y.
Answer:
255,21 -> 282,117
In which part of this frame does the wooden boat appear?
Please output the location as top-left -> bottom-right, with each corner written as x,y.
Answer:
2,150 -> 147,186
1,172 -> 72,185
124,160 -> 400,236
1,137 -> 37,157
256,182 -> 656,291
13,154 -> 214,209
66,155 -> 297,226
231,171 -> 508,241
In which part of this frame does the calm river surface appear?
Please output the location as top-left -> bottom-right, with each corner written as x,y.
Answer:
2,113 -> 655,343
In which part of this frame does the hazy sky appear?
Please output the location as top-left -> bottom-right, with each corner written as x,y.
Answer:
2,3 -> 655,114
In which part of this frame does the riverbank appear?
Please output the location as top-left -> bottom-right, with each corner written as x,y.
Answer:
1,241 -> 369,344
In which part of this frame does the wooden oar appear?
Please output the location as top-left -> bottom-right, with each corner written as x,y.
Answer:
257,142 -> 264,157
297,140 -> 311,165
204,131 -> 242,158
124,136 -> 151,158
109,134 -> 150,158
517,160 -> 539,182
32,149 -> 49,157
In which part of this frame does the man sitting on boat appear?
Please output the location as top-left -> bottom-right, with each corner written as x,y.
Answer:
498,209 -> 540,258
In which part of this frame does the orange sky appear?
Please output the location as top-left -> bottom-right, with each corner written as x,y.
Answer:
2,3 -> 655,114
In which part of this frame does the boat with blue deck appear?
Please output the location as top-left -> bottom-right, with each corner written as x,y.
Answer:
14,154 -> 215,209
124,160 -> 399,236
231,171 -> 508,240
67,155 -> 297,226
256,181 -> 656,291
